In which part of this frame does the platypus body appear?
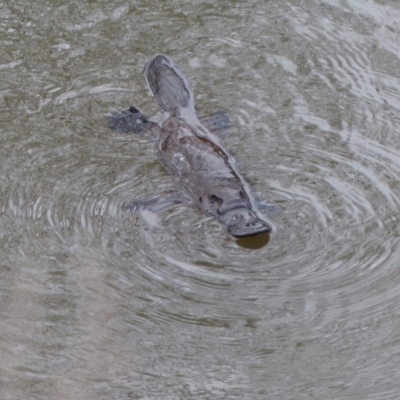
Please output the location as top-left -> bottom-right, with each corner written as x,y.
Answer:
109,55 -> 272,238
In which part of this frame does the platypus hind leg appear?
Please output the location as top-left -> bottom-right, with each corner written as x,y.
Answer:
108,106 -> 159,135
109,107 -> 229,135
201,110 -> 230,133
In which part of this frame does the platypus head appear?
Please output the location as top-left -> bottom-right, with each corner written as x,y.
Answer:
204,194 -> 272,238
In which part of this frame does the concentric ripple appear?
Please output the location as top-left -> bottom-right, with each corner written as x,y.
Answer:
3,0 -> 400,398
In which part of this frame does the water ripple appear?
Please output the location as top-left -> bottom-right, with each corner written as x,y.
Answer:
3,0 -> 400,397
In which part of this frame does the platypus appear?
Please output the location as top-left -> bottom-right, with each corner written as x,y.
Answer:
109,55 -> 273,238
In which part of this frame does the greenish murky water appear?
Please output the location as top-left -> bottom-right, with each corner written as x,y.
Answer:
2,0 -> 400,398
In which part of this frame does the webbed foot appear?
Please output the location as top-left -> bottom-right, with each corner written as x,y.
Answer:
108,106 -> 158,135
123,192 -> 191,213
201,110 -> 230,133
254,196 -> 282,217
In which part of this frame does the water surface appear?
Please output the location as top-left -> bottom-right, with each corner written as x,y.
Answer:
1,0 -> 400,398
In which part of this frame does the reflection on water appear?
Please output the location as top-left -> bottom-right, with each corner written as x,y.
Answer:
2,0 -> 400,398
236,233 -> 270,249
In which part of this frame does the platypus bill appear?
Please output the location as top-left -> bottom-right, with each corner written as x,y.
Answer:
109,55 -> 273,238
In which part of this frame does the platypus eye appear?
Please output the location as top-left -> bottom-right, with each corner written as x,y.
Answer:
208,194 -> 223,205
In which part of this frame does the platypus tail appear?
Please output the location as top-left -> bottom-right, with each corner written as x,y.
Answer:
143,55 -> 195,114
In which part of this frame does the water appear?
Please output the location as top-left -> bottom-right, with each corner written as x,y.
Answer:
1,0 -> 400,398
